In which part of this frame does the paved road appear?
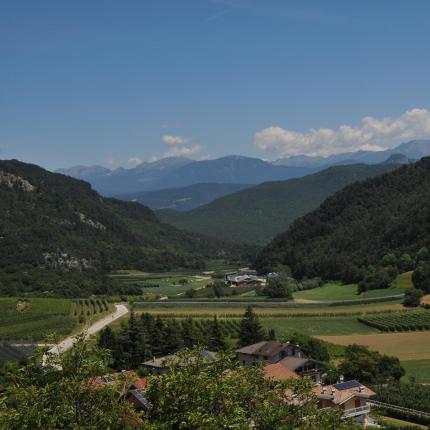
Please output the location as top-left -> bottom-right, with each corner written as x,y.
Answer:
45,303 -> 128,357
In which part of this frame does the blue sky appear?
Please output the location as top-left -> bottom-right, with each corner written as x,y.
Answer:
1,0 -> 430,169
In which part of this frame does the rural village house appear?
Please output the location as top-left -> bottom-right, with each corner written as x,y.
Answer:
314,380 -> 375,426
92,370 -> 150,411
236,340 -> 324,380
142,350 -> 217,375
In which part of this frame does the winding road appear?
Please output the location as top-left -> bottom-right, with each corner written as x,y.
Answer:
45,303 -> 128,357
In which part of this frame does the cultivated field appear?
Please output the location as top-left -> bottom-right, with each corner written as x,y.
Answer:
0,297 -> 75,340
0,297 -> 113,341
293,282 -> 405,301
359,309 -> 430,332
317,332 -> 430,361
132,301 -> 404,317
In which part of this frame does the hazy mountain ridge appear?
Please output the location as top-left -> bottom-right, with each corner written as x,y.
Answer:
116,183 -> 253,211
157,163 -> 399,245
274,139 -> 429,167
57,140 -> 430,198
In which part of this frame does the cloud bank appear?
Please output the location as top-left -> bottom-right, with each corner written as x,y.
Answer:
165,144 -> 202,157
255,108 -> 430,157
162,135 -> 190,145
160,134 -> 202,158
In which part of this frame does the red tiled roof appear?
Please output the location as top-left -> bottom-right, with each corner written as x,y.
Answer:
264,363 -> 299,381
314,381 -> 375,405
92,370 -> 147,390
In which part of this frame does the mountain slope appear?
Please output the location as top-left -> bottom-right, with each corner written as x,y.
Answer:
116,183 -> 252,211
255,157 -> 430,282
0,160 -> 246,273
158,164 -> 398,245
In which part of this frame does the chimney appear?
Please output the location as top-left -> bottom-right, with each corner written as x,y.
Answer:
339,375 -> 344,383
359,386 -> 364,392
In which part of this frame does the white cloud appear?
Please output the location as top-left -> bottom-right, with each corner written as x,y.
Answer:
164,144 -> 202,158
162,135 -> 190,145
255,108 -> 430,157
127,157 -> 144,166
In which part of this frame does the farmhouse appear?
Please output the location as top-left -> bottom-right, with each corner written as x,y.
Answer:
92,370 -> 150,411
142,350 -> 217,375
236,341 -> 305,366
226,274 -> 266,286
314,380 -> 375,426
237,341 -> 324,380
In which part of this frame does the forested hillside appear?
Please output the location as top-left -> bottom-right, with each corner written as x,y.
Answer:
255,157 -> 430,282
0,160 -> 246,274
159,164 -> 397,244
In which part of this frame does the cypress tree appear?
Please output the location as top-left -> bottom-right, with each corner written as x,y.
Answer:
238,306 -> 266,347
181,317 -> 200,348
207,316 -> 227,352
163,319 -> 183,355
98,326 -> 117,351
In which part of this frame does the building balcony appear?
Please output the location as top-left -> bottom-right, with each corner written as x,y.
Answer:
320,404 -> 371,418
343,404 -> 371,418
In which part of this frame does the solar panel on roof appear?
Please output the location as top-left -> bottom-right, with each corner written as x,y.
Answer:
333,380 -> 360,390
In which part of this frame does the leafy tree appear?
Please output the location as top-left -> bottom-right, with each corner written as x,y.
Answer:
238,306 -> 266,347
288,333 -> 330,362
0,336 -> 141,429
339,344 -> 405,384
185,287 -> 196,298
416,246 -> 430,263
264,276 -> 295,299
212,281 -> 226,298
412,261 -> 430,293
358,266 -> 393,293
207,316 -> 227,351
403,288 -> 424,307
143,349 -> 360,430
398,254 -> 414,272
382,253 -> 398,267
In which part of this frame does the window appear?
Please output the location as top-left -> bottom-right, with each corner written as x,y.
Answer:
355,399 -> 361,408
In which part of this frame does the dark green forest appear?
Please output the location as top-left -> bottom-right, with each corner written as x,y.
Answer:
158,163 -> 398,244
255,157 -> 430,282
0,160 -> 249,288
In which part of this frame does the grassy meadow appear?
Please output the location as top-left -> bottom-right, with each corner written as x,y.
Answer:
111,269 -> 212,297
293,282 -> 405,301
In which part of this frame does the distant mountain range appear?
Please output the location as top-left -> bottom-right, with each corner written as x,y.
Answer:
56,140 -> 430,198
274,139 -> 429,167
157,163 -> 399,245
116,183 -> 253,211
255,156 -> 430,282
0,160 -> 247,273
57,156 -> 316,196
